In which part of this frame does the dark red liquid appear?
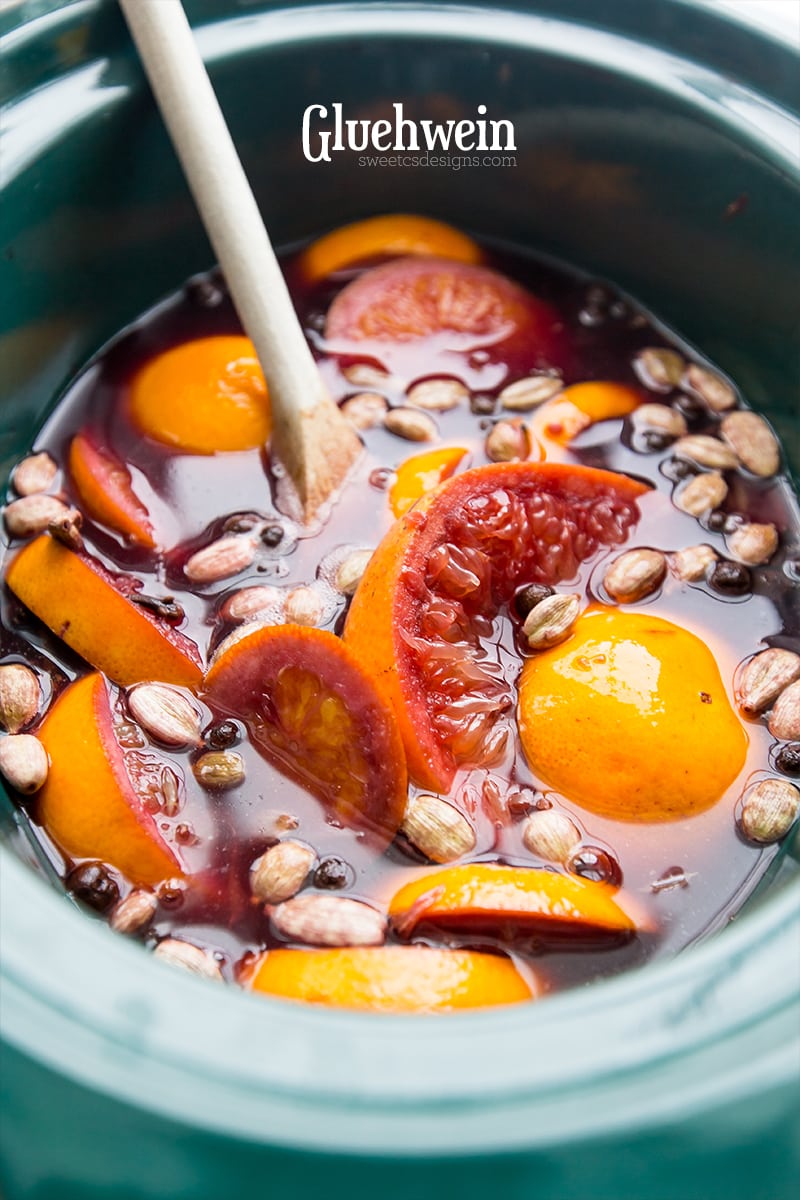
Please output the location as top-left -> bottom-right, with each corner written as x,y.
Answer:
2,239 -> 798,1000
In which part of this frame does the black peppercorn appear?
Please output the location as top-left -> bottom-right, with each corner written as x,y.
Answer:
313,856 -> 353,890
67,861 -> 120,914
775,743 -> 800,776
261,523 -> 284,548
514,583 -> 554,620
710,560 -> 752,595
205,720 -> 240,750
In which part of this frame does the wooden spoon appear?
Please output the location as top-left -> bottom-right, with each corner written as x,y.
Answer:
118,0 -> 361,523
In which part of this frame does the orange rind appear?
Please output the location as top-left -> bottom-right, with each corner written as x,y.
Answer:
68,431 -> 156,548
389,445 -> 468,517
299,214 -> 482,281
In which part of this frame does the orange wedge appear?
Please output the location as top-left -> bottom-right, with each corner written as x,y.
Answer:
36,673 -> 182,886
389,445 -> 468,517
129,335 -> 270,454
68,431 -> 156,549
204,624 -> 407,847
299,214 -> 482,281
389,864 -> 639,942
532,382 -> 641,447
243,945 -> 534,1012
6,536 -> 202,688
344,462 -> 647,791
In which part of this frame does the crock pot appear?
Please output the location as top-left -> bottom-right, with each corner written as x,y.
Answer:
1,3 -> 798,1198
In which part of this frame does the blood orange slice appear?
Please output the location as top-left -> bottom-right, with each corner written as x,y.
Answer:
68,430 -> 156,549
344,462 -> 648,792
37,673 -> 182,887
389,864 -> 640,945
325,256 -> 567,369
243,945 -> 534,1012
204,624 -> 407,847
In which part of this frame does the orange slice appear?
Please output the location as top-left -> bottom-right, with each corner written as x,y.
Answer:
6,535 -> 202,688
389,445 -> 468,517
518,607 -> 747,821
300,214 -> 482,281
204,624 -> 407,847
36,673 -> 182,886
243,945 -> 534,1012
128,335 -> 270,454
532,382 -> 641,447
68,431 -> 156,548
389,864 -> 639,943
344,462 -> 647,791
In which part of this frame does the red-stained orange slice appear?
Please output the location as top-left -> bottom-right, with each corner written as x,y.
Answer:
300,214 -> 482,281
518,608 -> 747,822
243,945 -> 534,1012
129,336 -> 270,454
532,382 -> 641,448
204,624 -> 407,847
389,864 -> 640,944
325,257 -> 567,368
68,431 -> 156,549
37,673 -> 182,886
389,445 -> 468,517
6,536 -> 202,688
344,462 -> 647,792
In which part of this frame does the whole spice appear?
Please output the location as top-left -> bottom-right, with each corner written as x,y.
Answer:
485,418 -> 531,462
768,681 -> 800,741
631,403 -> 687,440
221,584 -> 285,623
383,407 -> 437,442
153,937 -> 224,980
523,592 -> 581,649
341,392 -> 389,430
341,362 -> 390,389
684,364 -> 737,412
726,522 -> 779,566
284,584 -> 329,626
634,347 -> 685,391
709,559 -> 751,595
0,734 -> 49,794
126,682 -> 202,748
192,750 -> 245,790
0,663 -> 41,734
603,548 -> 666,603
736,648 -> 800,715
11,452 -> 58,496
250,840 -> 316,904
185,535 -> 256,584
335,549 -> 373,596
499,375 -> 563,411
109,888 -> 158,935
721,411 -> 780,476
401,793 -> 476,863
672,435 -> 738,471
670,544 -> 717,582
48,506 -> 83,551
740,778 -> 800,844
522,808 -> 581,863
3,494 -> 68,539
514,582 -> 554,620
270,893 -> 387,947
675,471 -> 728,517
406,378 -> 469,411
66,862 -> 120,914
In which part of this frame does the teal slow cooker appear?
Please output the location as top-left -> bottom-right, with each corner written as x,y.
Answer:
1,2 -> 798,1198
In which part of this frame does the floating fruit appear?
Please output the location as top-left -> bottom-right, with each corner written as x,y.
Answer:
300,213 -> 482,280
518,607 -> 747,821
129,335 -> 270,454
344,462 -> 647,791
389,864 -> 639,943
389,445 -> 468,517
325,257 -> 567,368
36,673 -> 182,887
68,431 -> 156,548
243,945 -> 534,1012
5,535 -> 202,688
204,624 -> 407,847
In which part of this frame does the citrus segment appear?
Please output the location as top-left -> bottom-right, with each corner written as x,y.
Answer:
325,257 -> 566,366
561,382 -> 641,423
389,445 -> 468,517
518,607 -> 747,822
389,864 -> 637,942
300,214 -> 482,280
5,536 -> 202,688
128,336 -> 270,454
68,431 -> 156,548
36,673 -> 182,886
344,462 -> 647,791
243,945 -> 533,1012
204,624 -> 407,846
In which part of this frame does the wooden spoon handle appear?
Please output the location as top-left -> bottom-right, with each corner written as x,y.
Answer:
118,0 -> 361,520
